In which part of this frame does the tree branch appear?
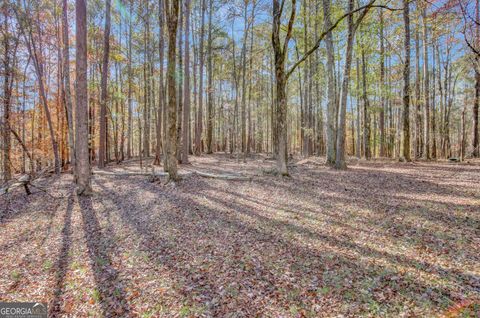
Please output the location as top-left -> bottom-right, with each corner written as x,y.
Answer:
286,0 -> 402,78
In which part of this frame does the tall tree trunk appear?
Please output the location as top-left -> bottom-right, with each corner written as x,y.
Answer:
182,0 -> 191,163
361,47 -> 371,159
98,0 -> 111,168
335,0 -> 355,169
240,0 -> 249,158
165,0 -> 180,180
414,24 -> 421,158
356,57 -> 361,158
176,1 -> 184,161
422,6 -> 430,159
206,0 -> 214,154
379,8 -> 385,157
432,43 -> 437,158
62,0 -> 75,170
402,0 -> 411,161
75,0 -> 91,194
155,0 -> 166,166
2,13 -> 14,182
127,1 -> 133,159
272,0 -> 295,175
195,0 -> 206,155
322,0 -> 336,165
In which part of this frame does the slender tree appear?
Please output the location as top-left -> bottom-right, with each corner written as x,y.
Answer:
402,0 -> 411,161
182,0 -> 191,163
165,0 -> 180,180
62,0 -> 75,170
75,0 -> 91,194
98,0 -> 111,168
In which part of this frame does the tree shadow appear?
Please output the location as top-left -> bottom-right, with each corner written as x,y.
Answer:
78,195 -> 132,317
93,175 -> 478,316
49,190 -> 74,317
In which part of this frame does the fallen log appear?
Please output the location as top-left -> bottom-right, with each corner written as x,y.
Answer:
191,170 -> 252,181
93,169 -> 251,181
0,174 -> 31,195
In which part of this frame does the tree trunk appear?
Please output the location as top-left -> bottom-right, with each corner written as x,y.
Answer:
422,6 -> 430,159
361,48 -> 371,159
473,1 -> 480,157
75,0 -> 92,194
2,13 -> 15,182
98,0 -> 111,168
155,0 -> 166,166
335,0 -> 355,169
182,0 -> 191,163
206,0 -> 214,154
402,0 -> 411,161
195,0 -> 206,155
322,0 -> 336,165
62,0 -> 75,170
165,0 -> 180,180
176,3 -> 184,161
379,8 -> 385,157
272,0 -> 295,175
127,1 -> 133,159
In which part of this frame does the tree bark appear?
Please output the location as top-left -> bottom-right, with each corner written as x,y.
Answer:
272,0 -> 296,175
323,0 -> 336,165
379,8 -> 385,157
75,0 -> 92,194
335,0 -> 355,169
182,0 -> 191,163
206,0 -> 214,154
127,1 -> 133,159
165,0 -> 180,180
422,6 -> 430,159
195,0 -> 206,155
361,47 -> 371,159
98,0 -> 111,168
62,0 -> 75,170
402,0 -> 411,161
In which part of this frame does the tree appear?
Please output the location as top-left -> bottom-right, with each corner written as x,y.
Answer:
98,0 -> 111,168
1,8 -> 18,182
182,0 -> 191,163
195,0 -> 206,155
206,0 -> 214,154
75,0 -> 91,194
422,5 -> 430,159
323,0 -> 336,165
165,0 -> 180,181
402,0 -> 411,161
16,2 -> 61,174
335,0 -> 373,169
127,0 -> 133,159
379,7 -> 386,157
272,0 -> 296,175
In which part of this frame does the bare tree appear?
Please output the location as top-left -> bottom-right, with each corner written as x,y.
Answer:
61,0 -> 75,172
165,0 -> 180,181
183,0 -> 191,163
335,0 -> 373,169
195,0 -> 206,155
75,0 -> 91,194
422,5 -> 430,159
402,0 -> 411,161
98,0 -> 111,168
16,2 -> 61,174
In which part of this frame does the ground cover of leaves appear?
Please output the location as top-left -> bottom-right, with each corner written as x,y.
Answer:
0,154 -> 479,317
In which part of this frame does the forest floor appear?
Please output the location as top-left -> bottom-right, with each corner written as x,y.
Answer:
0,154 -> 479,317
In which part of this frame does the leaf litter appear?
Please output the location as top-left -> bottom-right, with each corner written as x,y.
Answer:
0,154 -> 479,317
